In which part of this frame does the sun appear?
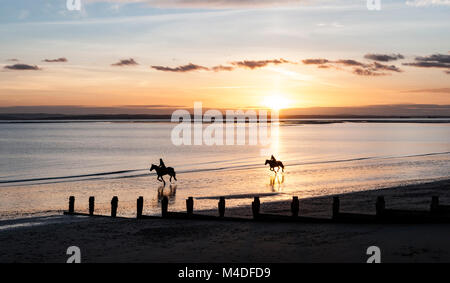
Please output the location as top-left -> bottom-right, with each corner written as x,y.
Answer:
262,94 -> 291,111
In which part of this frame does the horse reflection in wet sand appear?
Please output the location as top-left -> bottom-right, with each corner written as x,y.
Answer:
158,184 -> 177,201
150,164 -> 177,186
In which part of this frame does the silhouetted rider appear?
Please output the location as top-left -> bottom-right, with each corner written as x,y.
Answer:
159,158 -> 166,171
271,155 -> 277,162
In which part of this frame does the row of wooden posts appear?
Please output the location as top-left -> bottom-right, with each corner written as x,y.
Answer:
67,195 -> 229,219
65,194 -> 450,223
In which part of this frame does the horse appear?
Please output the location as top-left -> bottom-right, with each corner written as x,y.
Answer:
265,159 -> 285,172
150,164 -> 177,186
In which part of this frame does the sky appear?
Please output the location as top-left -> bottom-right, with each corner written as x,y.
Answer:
0,0 -> 449,113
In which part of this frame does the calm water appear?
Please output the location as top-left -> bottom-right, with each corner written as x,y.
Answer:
0,121 -> 449,220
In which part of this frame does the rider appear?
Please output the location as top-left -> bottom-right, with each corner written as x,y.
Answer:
270,155 -> 277,162
159,158 -> 167,171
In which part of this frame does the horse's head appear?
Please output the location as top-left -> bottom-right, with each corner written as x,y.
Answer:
150,164 -> 157,171
265,160 -> 270,165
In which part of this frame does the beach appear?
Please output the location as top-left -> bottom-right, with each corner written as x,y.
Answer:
1,0 -> 450,269
1,179 -> 449,263
1,121 -> 449,220
1,121 -> 449,263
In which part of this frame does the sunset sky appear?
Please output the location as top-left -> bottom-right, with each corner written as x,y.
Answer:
0,0 -> 449,112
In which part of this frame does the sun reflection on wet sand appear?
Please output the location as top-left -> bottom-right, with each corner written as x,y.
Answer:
268,173 -> 285,192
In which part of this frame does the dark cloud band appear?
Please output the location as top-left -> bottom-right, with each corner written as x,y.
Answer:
403,54 -> 450,74
335,59 -> 366,67
151,63 -> 209,72
364,53 -> 404,62
230,58 -> 292,69
4,64 -> 41,71
353,68 -> 385,76
211,65 -> 235,72
151,58 -> 292,72
112,58 -> 139,66
43,57 -> 68,63
302,56 -> 402,76
301,59 -> 329,65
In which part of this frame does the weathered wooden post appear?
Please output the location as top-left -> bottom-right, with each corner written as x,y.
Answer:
376,196 -> 385,217
111,196 -> 118,217
68,196 -> 75,214
252,197 -> 260,219
161,196 -> 168,218
332,196 -> 340,220
218,197 -> 226,218
89,196 -> 95,216
186,197 -> 194,217
291,196 -> 299,217
137,196 -> 144,219
431,196 -> 439,213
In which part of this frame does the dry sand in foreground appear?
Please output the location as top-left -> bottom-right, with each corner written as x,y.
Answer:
1,179 -> 450,263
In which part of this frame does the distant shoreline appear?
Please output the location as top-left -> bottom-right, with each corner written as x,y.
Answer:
0,114 -> 450,124
1,113 -> 450,120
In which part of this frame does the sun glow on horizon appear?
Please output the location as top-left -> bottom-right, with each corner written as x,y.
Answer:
262,94 -> 292,111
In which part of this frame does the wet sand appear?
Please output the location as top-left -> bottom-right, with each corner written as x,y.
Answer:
1,179 -> 450,263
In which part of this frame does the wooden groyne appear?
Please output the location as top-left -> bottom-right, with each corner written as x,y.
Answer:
63,194 -> 450,224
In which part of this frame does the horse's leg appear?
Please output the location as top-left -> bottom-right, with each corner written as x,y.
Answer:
161,176 -> 166,186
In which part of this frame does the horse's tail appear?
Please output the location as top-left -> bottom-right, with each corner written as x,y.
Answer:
173,171 -> 177,181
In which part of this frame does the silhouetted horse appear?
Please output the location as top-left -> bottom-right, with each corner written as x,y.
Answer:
150,164 -> 177,186
265,159 -> 284,172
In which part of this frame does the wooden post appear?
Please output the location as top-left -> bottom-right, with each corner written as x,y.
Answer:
111,196 -> 118,217
332,196 -> 339,219
68,196 -> 75,214
186,197 -> 194,216
137,196 -> 144,219
89,196 -> 95,216
252,197 -> 260,219
431,196 -> 439,213
161,196 -> 168,218
291,196 -> 299,217
376,196 -> 385,217
218,197 -> 225,218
